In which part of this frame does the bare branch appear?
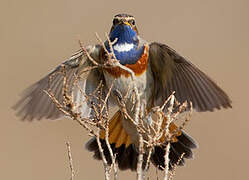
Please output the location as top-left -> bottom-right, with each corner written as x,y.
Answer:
66,142 -> 75,180
169,153 -> 185,180
96,128 -> 110,180
164,95 -> 175,180
44,35 -> 194,180
137,134 -> 144,180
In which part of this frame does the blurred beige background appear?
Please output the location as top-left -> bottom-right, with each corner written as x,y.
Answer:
1,0 -> 248,179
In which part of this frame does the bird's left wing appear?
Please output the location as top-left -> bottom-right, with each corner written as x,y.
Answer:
13,45 -> 104,121
148,42 -> 232,112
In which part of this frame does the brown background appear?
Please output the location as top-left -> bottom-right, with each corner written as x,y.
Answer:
1,0 -> 248,179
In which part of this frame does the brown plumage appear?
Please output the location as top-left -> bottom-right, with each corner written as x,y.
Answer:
149,42 -> 232,111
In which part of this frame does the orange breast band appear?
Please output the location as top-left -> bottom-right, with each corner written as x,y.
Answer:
104,45 -> 149,78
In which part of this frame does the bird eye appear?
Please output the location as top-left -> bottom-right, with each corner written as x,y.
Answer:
129,20 -> 135,26
113,19 -> 119,25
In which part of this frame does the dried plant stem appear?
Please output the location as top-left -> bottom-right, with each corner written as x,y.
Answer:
45,34 -> 193,180
164,95 -> 175,180
96,128 -> 110,180
137,134 -> 144,180
169,153 -> 185,180
66,142 -> 75,180
164,142 -> 171,180
103,84 -> 118,179
145,147 -> 152,171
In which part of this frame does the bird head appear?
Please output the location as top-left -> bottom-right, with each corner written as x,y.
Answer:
109,14 -> 139,44
110,14 -> 138,33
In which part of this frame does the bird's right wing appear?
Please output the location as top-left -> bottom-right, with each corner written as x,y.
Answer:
149,42 -> 232,112
13,45 -> 104,121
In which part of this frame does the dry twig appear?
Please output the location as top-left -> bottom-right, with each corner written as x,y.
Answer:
164,95 -> 175,180
45,34 -> 193,180
66,142 -> 75,180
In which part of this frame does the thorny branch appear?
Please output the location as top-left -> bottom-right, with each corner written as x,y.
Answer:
45,33 -> 193,180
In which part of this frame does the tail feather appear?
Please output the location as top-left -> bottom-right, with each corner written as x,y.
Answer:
118,144 -> 138,171
151,130 -> 197,170
86,138 -> 115,163
99,110 -> 132,148
170,146 -> 185,166
86,138 -> 141,171
177,131 -> 198,149
172,140 -> 193,159
86,131 -> 197,171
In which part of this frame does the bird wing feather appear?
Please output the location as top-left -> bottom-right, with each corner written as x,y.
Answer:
13,45 -> 106,120
149,42 -> 232,111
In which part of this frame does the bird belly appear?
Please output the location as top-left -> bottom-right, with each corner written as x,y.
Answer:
103,65 -> 154,147
103,67 -> 152,107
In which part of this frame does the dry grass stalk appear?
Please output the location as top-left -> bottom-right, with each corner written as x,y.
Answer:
66,142 -> 75,180
169,153 -> 185,180
45,34 -> 192,180
164,95 -> 175,180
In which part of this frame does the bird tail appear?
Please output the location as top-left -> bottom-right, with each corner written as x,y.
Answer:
85,110 -> 197,171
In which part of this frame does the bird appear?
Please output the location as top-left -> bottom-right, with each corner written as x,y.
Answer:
13,13 -> 232,171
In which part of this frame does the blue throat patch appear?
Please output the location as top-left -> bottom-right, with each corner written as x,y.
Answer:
105,25 -> 144,65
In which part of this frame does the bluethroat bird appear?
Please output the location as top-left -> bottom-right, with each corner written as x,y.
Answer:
14,14 -> 232,171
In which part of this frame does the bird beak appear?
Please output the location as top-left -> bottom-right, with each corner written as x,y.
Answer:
123,21 -> 131,26
120,21 -> 131,26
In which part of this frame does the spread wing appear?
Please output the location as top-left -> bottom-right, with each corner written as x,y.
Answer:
149,42 -> 232,112
13,45 -> 104,121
